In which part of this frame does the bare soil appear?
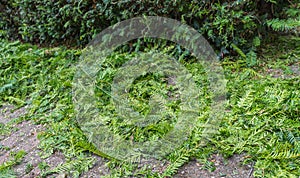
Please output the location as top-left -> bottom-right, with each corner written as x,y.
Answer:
0,105 -> 65,178
174,154 -> 254,178
263,63 -> 300,78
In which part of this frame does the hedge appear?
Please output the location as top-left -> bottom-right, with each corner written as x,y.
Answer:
0,0 -> 294,51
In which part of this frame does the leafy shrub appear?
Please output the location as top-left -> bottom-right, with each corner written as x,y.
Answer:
0,0 -> 296,52
267,2 -> 300,33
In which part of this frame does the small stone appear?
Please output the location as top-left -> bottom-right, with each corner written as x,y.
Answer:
57,173 -> 67,178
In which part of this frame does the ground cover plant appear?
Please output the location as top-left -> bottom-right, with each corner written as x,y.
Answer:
0,32 -> 299,177
1,1 -> 299,177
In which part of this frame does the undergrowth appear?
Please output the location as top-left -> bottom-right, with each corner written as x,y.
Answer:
0,35 -> 299,177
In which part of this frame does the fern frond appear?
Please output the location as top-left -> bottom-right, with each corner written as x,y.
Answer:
231,43 -> 246,59
76,140 -> 120,161
287,131 -> 297,145
43,156 -> 95,177
0,168 -> 16,178
162,150 -> 191,177
268,150 -> 300,159
267,18 -> 300,32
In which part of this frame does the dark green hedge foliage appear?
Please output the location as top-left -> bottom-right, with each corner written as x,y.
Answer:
0,0 -> 293,50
